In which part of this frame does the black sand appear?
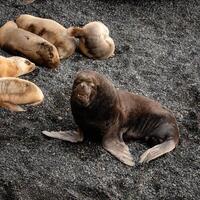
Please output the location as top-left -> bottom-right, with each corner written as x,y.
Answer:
0,0 -> 199,199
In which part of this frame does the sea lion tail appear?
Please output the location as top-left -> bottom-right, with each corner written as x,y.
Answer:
139,139 -> 177,163
70,27 -> 85,38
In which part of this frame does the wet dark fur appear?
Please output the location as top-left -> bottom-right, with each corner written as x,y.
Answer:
71,70 -> 179,146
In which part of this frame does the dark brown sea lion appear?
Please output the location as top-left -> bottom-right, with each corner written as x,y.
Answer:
0,77 -> 44,112
70,21 -> 115,59
43,70 -> 179,166
0,55 -> 36,77
0,21 -> 60,68
16,14 -> 76,59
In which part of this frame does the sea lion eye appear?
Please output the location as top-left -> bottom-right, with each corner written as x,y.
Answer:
25,60 -> 31,65
90,83 -> 95,88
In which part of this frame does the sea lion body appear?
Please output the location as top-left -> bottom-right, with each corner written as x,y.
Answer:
0,21 -> 60,68
70,71 -> 179,165
0,55 -> 36,77
43,70 -> 179,166
117,90 -> 179,144
71,21 -> 115,59
16,14 -> 76,59
0,77 -> 44,111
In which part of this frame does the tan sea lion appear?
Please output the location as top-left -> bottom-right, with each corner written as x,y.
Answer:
0,21 -> 60,68
42,70 -> 179,166
0,77 -> 44,111
71,21 -> 115,59
0,55 -> 36,77
16,14 -> 77,59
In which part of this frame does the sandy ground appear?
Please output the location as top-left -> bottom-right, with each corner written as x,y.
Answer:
0,0 -> 199,199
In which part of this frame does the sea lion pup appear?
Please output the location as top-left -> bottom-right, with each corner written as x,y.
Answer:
16,14 -> 77,59
0,55 -> 36,77
70,21 -> 115,59
0,21 -> 60,68
42,70 -> 179,166
0,77 -> 44,112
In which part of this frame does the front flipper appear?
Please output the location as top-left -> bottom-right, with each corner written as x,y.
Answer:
0,102 -> 25,112
103,135 -> 134,166
139,140 -> 176,163
42,129 -> 84,143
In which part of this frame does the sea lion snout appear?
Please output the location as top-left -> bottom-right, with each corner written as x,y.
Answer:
73,82 -> 92,106
22,59 -> 36,72
76,93 -> 90,106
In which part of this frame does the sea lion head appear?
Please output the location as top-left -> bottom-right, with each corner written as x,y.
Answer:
10,56 -> 36,76
72,70 -> 99,107
84,21 -> 110,37
71,70 -> 117,108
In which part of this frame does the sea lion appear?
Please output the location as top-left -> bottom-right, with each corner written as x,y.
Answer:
70,21 -> 115,59
16,14 -> 76,59
0,55 -> 36,77
0,77 -> 44,112
42,70 -> 179,166
0,21 -> 60,68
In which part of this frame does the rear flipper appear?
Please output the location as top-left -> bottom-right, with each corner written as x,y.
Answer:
139,139 -> 176,163
42,130 -> 83,143
103,135 -> 135,166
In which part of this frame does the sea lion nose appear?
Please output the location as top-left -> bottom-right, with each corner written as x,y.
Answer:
80,82 -> 86,89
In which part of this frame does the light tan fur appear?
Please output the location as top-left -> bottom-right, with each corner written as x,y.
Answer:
0,77 -> 44,111
16,14 -> 77,59
0,55 -> 36,77
0,21 -> 60,68
71,21 -> 115,59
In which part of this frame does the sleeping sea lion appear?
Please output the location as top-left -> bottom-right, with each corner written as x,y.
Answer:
70,21 -> 115,59
16,14 -> 76,59
0,77 -> 44,111
0,55 -> 36,77
42,70 -> 179,166
0,21 -> 60,68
